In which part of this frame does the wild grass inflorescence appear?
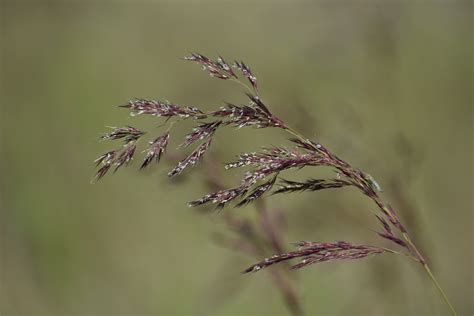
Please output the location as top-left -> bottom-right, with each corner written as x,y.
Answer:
94,53 -> 456,315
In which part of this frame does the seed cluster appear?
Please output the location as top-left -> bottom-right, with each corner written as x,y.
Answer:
244,241 -> 387,272
94,54 -> 429,286
120,99 -> 205,119
140,133 -> 170,170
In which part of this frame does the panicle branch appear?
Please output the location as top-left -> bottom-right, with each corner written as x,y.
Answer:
120,99 -> 205,119
184,53 -> 258,93
244,241 -> 387,273
184,53 -> 238,80
168,138 -> 213,177
180,121 -> 222,148
211,100 -> 284,128
235,61 -> 258,90
273,178 -> 353,194
101,126 -> 145,142
94,126 -> 145,180
140,132 -> 170,169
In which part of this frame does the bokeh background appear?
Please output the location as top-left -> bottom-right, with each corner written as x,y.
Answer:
1,1 -> 472,315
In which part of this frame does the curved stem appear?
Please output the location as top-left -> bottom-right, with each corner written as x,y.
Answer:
401,233 -> 457,316
381,247 -> 419,263
285,127 -> 309,143
401,232 -> 425,264
230,77 -> 257,96
281,123 -> 457,316
422,264 -> 457,316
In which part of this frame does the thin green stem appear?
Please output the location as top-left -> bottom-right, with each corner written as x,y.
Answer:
230,77 -> 257,96
285,127 -> 311,144
381,247 -> 419,263
401,233 -> 457,316
423,264 -> 457,316
282,123 -> 457,316
401,232 -> 426,264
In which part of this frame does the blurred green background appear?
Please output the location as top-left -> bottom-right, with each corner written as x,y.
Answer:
1,1 -> 472,315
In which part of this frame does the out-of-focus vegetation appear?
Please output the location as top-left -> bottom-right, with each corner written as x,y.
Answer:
1,1 -> 472,315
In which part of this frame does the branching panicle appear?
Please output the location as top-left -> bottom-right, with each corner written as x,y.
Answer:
94,53 -> 457,316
